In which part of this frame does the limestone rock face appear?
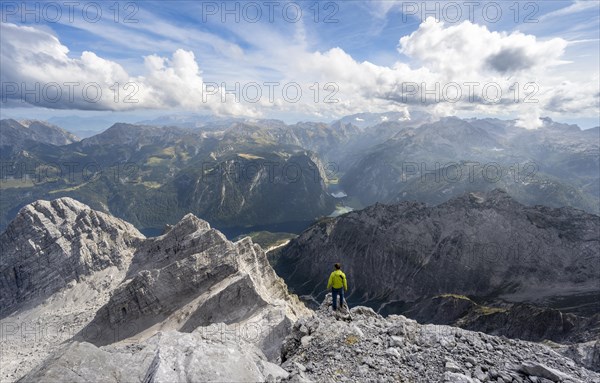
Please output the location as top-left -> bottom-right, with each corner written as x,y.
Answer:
558,341 -> 600,373
0,197 -> 144,313
20,329 -> 289,383
78,213 -> 309,360
0,119 -> 79,150
1,198 -> 308,381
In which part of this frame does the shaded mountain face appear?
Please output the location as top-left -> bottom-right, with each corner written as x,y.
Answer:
0,198 -> 308,381
163,151 -> 334,228
273,189 -> 599,318
341,117 -> 600,213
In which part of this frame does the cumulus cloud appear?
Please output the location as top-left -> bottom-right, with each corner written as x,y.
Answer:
399,17 -> 567,77
290,18 -> 587,128
0,23 -> 258,116
1,18 -> 597,128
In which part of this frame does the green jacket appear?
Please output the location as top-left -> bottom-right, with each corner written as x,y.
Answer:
327,270 -> 348,290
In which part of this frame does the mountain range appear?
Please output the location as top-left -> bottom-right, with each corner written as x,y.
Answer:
1,114 -> 597,238
341,117 -> 599,213
1,198 -> 599,382
1,113 -> 598,380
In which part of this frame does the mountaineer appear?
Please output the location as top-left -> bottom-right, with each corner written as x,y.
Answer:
327,263 -> 348,311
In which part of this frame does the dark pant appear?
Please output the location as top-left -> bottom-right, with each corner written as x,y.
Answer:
332,287 -> 345,310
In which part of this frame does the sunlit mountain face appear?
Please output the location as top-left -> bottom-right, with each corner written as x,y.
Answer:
1,1 -> 599,382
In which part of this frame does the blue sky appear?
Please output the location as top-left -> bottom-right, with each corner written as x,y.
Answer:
1,1 -> 599,128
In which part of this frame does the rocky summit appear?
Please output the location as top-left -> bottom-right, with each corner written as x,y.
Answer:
21,329 -> 290,383
280,295 -> 600,382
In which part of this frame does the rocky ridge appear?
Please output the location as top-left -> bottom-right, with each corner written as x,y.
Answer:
404,295 -> 600,345
75,212 -> 309,360
20,328 -> 290,383
0,198 -> 308,381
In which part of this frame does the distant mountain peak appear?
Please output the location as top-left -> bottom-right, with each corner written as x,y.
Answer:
0,118 -> 79,147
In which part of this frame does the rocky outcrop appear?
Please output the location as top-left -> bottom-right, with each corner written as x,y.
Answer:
167,150 -> 335,229
77,213 -> 309,360
559,341 -> 600,372
279,295 -> 600,382
0,198 -> 144,314
275,189 -> 600,314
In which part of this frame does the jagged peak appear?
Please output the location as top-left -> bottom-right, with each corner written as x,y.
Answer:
24,196 -> 86,212
163,213 -> 212,238
484,188 -> 512,200
233,235 -> 255,248
8,197 -> 144,237
1,198 -> 144,312
13,197 -> 98,227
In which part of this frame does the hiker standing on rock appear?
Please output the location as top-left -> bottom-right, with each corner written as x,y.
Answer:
327,263 -> 348,311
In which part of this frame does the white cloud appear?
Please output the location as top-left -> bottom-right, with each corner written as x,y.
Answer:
0,22 -> 258,116
2,18 -> 598,128
515,107 -> 543,129
399,17 -> 567,77
287,18 -> 592,128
